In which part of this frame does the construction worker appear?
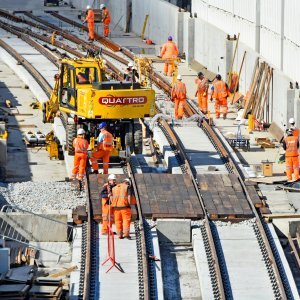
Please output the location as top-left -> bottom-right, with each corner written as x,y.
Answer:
212,74 -> 229,119
83,5 -> 95,41
71,128 -> 89,181
160,36 -> 179,77
112,178 -> 136,239
195,72 -> 209,115
100,4 -> 111,38
76,72 -> 89,84
283,129 -> 299,182
171,74 -> 186,120
91,122 -> 113,174
124,62 -> 139,83
289,117 -> 299,137
100,174 -> 117,235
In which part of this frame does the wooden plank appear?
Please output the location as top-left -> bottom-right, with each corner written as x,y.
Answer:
246,186 -> 263,208
221,174 -> 233,187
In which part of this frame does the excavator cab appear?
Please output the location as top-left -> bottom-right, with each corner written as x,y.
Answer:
43,53 -> 156,156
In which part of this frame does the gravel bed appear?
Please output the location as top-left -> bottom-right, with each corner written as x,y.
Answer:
0,181 -> 86,212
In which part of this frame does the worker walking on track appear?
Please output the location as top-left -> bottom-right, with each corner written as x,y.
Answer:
112,178 -> 136,239
124,62 -> 139,82
91,122 -> 113,174
83,5 -> 95,41
283,129 -> 299,182
100,174 -> 117,235
195,72 -> 209,115
212,74 -> 229,119
71,128 -> 89,181
100,4 -> 111,37
160,36 -> 179,77
171,74 -> 186,120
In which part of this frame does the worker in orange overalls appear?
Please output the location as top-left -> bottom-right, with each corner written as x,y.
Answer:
195,72 -> 209,115
91,122 -> 113,174
289,117 -> 299,138
160,36 -> 179,77
100,4 -> 111,37
100,174 -> 117,235
283,129 -> 299,182
71,128 -> 89,181
171,74 -> 186,120
212,74 -> 229,119
83,5 -> 95,41
112,178 -> 136,239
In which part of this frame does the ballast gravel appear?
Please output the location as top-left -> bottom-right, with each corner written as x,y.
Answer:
0,181 -> 86,212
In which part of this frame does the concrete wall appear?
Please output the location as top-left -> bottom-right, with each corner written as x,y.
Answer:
132,0 -> 189,53
0,213 -> 69,242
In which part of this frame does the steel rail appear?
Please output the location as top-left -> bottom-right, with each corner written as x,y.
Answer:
159,118 -> 226,299
127,161 -> 150,300
0,39 -> 52,97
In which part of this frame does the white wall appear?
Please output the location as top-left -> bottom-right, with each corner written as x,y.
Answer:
191,0 -> 300,85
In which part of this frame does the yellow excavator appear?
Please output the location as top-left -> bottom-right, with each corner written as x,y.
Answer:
43,51 -> 156,156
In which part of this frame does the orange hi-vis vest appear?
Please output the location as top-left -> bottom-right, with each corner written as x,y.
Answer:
112,183 -> 131,208
172,81 -> 187,100
100,130 -> 113,151
85,9 -> 94,24
160,41 -> 179,60
197,78 -> 208,94
102,8 -> 111,23
285,136 -> 299,157
292,127 -> 299,138
213,80 -> 228,99
73,137 -> 89,153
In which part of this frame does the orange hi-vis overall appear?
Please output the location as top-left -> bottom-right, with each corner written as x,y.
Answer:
85,9 -> 95,40
212,80 -> 229,118
112,183 -> 136,238
101,183 -> 114,234
160,41 -> 179,76
196,77 -> 208,114
102,8 -> 111,37
284,136 -> 299,181
171,80 -> 187,119
91,130 -> 113,174
71,137 -> 89,180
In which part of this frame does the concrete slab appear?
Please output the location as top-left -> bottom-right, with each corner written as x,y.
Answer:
156,219 -> 191,243
99,223 -> 139,300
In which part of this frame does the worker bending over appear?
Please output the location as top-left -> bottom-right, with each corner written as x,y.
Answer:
83,5 -> 95,42
160,36 -> 179,77
124,62 -> 139,82
195,72 -> 209,115
112,178 -> 136,239
212,74 -> 229,119
100,4 -> 111,37
289,117 -> 299,137
283,129 -> 299,182
91,122 -> 113,174
71,128 -> 89,181
171,74 -> 186,120
100,174 -> 117,235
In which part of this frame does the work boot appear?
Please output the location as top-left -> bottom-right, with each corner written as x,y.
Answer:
223,114 -> 227,120
92,170 -> 98,174
124,235 -> 131,240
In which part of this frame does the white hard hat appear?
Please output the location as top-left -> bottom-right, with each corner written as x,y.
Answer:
289,117 -> 295,124
108,174 -> 117,181
77,128 -> 85,135
128,62 -> 133,68
123,178 -> 131,185
100,4 -> 105,9
177,74 -> 182,80
86,5 -> 91,9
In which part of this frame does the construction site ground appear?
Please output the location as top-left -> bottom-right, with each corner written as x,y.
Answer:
0,2 -> 299,298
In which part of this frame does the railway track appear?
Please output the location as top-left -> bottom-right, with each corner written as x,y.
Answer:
0,8 -> 295,299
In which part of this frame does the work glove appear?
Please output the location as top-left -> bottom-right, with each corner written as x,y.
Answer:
203,92 -> 206,96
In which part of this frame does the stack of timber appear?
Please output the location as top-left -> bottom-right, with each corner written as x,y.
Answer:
243,59 -> 273,122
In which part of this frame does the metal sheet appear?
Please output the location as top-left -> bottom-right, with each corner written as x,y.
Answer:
260,0 -> 282,34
